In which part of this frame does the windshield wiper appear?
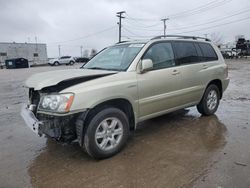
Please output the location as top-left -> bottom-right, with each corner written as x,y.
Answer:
86,67 -> 105,70
85,67 -> 119,71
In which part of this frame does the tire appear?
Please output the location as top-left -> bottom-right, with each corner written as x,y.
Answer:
83,107 -> 129,159
197,84 -> 220,116
69,61 -> 74,65
54,61 -> 59,66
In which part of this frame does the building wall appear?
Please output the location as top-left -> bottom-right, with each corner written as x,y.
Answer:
0,42 -> 48,65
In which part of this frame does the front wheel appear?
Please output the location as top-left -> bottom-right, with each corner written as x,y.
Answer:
54,61 -> 59,66
83,107 -> 129,159
197,84 -> 220,116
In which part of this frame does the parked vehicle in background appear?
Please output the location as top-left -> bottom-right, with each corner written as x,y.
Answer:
229,37 -> 250,58
0,61 -> 5,69
21,35 -> 229,159
48,56 -> 75,66
220,50 -> 236,59
74,57 -> 90,65
5,58 -> 29,69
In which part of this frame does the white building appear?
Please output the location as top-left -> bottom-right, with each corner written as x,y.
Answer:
0,42 -> 47,65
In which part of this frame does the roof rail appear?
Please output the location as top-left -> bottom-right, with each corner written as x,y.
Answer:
151,35 -> 211,42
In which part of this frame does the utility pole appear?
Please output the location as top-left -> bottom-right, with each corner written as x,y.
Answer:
80,45 -> 83,57
116,11 -> 126,43
35,36 -> 38,52
161,18 -> 169,36
58,45 -> 61,57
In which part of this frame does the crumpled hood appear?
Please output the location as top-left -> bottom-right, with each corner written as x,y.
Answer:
26,69 -> 117,90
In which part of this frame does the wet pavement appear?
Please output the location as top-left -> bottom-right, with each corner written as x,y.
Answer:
0,60 -> 249,188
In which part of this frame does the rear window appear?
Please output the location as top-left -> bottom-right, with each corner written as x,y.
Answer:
198,43 -> 218,61
172,42 -> 200,65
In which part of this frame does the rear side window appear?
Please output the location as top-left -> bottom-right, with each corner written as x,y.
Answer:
172,42 -> 200,65
198,43 -> 218,61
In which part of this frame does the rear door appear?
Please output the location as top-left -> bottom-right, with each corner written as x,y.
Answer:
172,41 -> 204,105
198,43 -> 220,86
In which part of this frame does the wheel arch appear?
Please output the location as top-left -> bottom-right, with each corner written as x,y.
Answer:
76,98 -> 136,147
54,61 -> 60,65
206,79 -> 223,99
88,98 -> 136,131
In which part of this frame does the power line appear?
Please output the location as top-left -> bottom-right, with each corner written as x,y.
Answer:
123,16 -> 250,39
124,20 -> 162,28
169,0 -> 233,19
125,13 -> 161,28
174,16 -> 250,34
122,27 -> 155,39
122,27 -> 141,37
125,13 -> 159,22
124,0 -> 232,23
122,24 -> 162,32
123,7 -> 250,33
168,7 -> 250,31
47,26 -> 116,44
168,0 -> 219,17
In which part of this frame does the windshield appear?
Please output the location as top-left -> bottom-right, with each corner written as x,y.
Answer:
83,43 -> 145,71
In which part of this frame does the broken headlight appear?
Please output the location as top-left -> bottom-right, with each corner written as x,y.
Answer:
38,93 -> 74,113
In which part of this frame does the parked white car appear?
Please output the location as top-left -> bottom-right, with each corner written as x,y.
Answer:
48,56 -> 75,66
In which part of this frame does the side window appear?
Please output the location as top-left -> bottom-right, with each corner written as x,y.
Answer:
61,56 -> 70,59
194,43 -> 203,62
143,42 -> 175,70
173,42 -> 200,65
198,43 -> 218,61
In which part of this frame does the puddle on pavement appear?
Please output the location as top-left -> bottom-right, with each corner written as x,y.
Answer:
28,109 -> 226,188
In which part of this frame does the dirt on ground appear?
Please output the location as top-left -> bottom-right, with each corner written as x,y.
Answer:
0,60 -> 249,188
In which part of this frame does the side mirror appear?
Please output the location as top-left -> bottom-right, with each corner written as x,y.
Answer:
140,59 -> 153,73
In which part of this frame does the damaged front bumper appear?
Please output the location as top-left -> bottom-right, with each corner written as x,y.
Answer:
21,104 -> 84,142
20,104 -> 43,136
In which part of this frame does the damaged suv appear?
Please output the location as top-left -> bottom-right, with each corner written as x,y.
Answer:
21,35 -> 229,159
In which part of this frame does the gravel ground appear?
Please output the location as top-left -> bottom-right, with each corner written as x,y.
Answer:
0,60 -> 249,188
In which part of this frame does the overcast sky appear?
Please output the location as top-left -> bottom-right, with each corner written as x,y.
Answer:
0,0 -> 249,57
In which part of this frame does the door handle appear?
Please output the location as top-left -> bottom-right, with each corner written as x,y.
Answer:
172,69 -> 180,75
202,65 -> 209,69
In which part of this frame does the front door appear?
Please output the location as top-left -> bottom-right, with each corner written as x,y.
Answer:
137,42 -> 183,121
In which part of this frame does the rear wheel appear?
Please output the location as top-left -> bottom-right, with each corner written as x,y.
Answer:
197,84 -> 220,116
83,107 -> 129,159
69,61 -> 74,65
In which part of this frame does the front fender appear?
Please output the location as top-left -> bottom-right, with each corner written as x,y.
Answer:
61,72 -> 139,121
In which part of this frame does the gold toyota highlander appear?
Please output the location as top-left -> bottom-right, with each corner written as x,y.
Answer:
21,35 -> 229,159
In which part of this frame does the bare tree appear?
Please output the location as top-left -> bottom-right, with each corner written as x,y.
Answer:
83,49 -> 89,58
90,49 -> 97,58
210,32 -> 224,46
